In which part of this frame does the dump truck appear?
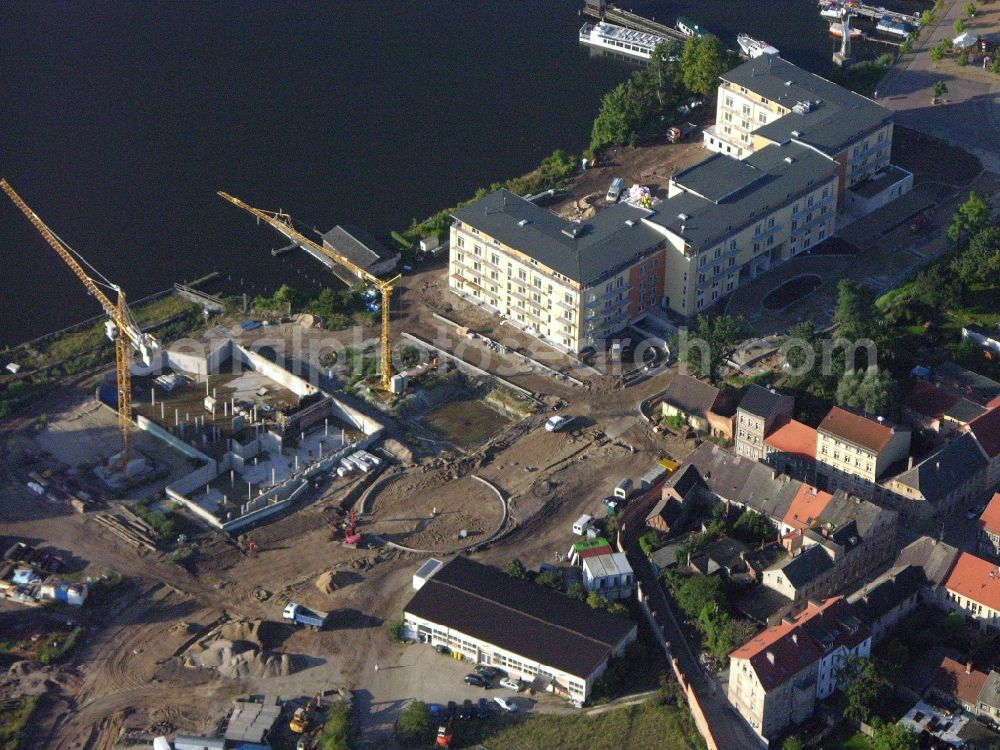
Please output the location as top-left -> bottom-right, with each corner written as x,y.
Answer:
283,603 -> 330,630
667,122 -> 697,143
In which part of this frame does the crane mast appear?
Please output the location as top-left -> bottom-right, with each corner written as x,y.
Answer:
218,191 -> 399,391
1,178 -> 158,463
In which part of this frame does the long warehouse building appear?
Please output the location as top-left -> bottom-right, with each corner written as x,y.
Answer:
403,556 -> 637,704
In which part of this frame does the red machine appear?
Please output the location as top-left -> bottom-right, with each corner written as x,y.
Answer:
435,719 -> 454,748
343,509 -> 362,546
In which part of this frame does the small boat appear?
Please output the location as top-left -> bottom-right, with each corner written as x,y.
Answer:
829,22 -> 863,39
876,16 -> 916,37
676,16 -> 708,37
737,33 -> 780,58
819,2 -> 843,19
579,21 -> 668,61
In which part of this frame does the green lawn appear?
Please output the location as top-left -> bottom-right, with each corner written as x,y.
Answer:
452,700 -> 705,750
818,722 -> 873,750
943,282 -> 1000,334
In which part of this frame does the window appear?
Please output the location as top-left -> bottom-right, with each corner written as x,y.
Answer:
758,112 -> 767,124
474,245 -> 482,256
725,96 -> 733,108
518,269 -> 527,281
457,236 -> 465,248
491,253 -> 499,265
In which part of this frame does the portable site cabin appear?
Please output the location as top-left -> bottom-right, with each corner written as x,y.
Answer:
573,514 -> 595,535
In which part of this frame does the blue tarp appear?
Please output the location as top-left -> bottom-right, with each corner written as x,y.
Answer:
240,320 -> 263,331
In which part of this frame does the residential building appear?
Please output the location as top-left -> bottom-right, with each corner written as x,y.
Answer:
762,489 -> 898,602
764,418 -> 819,483
651,141 -> 839,317
815,406 -> 911,497
965,406 -> 1000,488
403,556 -> 637,703
735,384 -> 795,460
728,596 -> 870,743
894,535 -> 962,609
979,671 -> 1000,727
848,565 -> 928,644
660,374 -> 741,439
449,189 -> 667,352
930,657 -> 989,714
934,361 -> 1000,407
687,536 -> 749,577
321,224 -> 400,276
879,432 -> 990,519
780,484 -> 833,536
582,552 -> 635,600
944,552 -> 1000,635
703,55 -> 897,201
978,493 -> 1000,559
901,378 -> 986,435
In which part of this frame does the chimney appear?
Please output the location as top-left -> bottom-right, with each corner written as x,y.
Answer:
967,662 -> 973,675
907,455 -> 914,470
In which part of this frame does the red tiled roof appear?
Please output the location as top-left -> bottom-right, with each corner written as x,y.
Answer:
818,406 -> 898,453
967,406 -> 1000,458
783,484 -> 834,531
903,379 -> 960,419
935,656 -> 988,706
764,419 -> 818,461
981,493 -> 1000,535
945,552 -> 1000,613
731,596 -> 868,691
579,546 -> 614,560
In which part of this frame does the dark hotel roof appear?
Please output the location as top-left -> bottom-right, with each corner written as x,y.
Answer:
404,556 -> 636,679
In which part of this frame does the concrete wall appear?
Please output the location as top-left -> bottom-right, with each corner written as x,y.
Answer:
135,414 -> 215,464
163,339 -> 232,380
235,344 -> 319,398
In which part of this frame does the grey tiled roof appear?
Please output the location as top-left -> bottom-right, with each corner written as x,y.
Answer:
738,384 -> 792,420
452,189 -> 665,286
663,374 -> 720,418
888,433 -> 987,505
768,544 -> 832,588
646,141 -> 837,252
723,55 -> 891,156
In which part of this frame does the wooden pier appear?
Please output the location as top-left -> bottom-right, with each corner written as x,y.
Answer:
843,2 -> 920,26
583,1 -> 688,42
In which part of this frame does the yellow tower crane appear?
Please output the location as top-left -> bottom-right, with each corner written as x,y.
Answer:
218,191 -> 400,391
1,179 -> 159,464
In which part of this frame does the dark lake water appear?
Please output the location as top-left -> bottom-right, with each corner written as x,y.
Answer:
0,0 -> 913,346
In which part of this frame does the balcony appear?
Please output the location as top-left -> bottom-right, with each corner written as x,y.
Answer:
792,195 -> 834,221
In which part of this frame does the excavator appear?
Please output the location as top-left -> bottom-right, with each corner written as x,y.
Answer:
290,693 -> 321,734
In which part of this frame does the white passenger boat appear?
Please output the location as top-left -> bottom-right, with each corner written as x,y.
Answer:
737,33 -> 779,58
579,21 -> 667,61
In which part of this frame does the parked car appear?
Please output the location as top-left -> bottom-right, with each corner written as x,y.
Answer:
499,677 -> 521,691
435,644 -> 450,655
494,696 -> 518,712
428,703 -> 444,719
447,701 -> 458,719
460,699 -> 473,720
477,698 -> 490,719
474,665 -> 503,680
545,415 -> 575,433
464,673 -> 487,687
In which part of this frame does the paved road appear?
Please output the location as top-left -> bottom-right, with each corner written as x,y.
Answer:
880,0 -> 1000,173
620,495 -> 766,748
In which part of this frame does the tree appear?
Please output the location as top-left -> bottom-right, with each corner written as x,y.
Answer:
505,558 -> 529,580
954,226 -> 1000,284
681,35 -> 735,97
837,367 -> 894,415
869,719 -> 919,750
785,321 -> 822,372
566,582 -> 587,601
930,40 -> 951,62
590,82 -> 636,153
836,279 -> 877,340
673,574 -> 725,620
396,701 -> 434,746
648,40 -> 684,108
954,17 -> 967,33
965,2 -> 977,17
640,530 -> 669,556
782,736 -> 805,750
317,703 -> 352,750
587,591 -> 608,610
921,9 -> 935,25
673,314 -> 747,383
535,569 -> 563,590
910,264 -> 962,311
949,192 -> 992,247
933,80 -> 949,101
272,283 -> 305,313
839,656 -> 893,723
732,509 -> 776,545
606,601 -> 629,617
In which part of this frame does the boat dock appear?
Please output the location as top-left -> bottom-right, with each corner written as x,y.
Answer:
836,2 -> 921,26
583,1 -> 688,42
271,241 -> 297,257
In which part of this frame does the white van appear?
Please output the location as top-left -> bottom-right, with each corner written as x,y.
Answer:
606,177 -> 625,203
573,514 -> 595,536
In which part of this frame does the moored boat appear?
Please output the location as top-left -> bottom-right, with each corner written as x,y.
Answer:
737,33 -> 780,58
676,16 -> 708,37
829,22 -> 863,39
579,21 -> 667,61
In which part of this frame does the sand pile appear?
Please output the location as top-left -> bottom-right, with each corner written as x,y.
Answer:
184,619 -> 294,679
315,569 -> 361,596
